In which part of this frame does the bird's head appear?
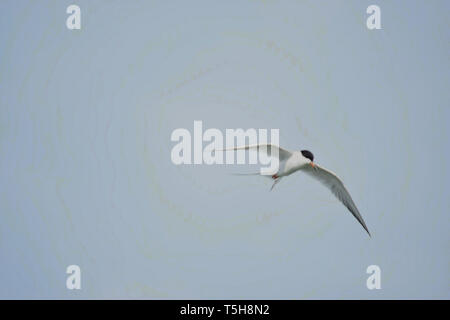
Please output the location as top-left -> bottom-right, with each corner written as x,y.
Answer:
301,150 -> 315,167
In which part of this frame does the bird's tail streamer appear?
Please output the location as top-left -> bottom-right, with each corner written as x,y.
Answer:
230,172 -> 262,176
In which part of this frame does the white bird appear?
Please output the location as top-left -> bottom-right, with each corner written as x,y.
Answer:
222,144 -> 371,236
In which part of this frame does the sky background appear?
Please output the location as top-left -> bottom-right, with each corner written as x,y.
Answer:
0,0 -> 449,299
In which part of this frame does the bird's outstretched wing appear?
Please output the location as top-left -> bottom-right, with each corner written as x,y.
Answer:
302,164 -> 371,236
218,144 -> 292,161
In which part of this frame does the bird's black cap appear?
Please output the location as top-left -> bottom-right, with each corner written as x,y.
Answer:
301,150 -> 314,162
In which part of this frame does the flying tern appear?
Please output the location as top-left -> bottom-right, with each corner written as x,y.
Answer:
222,144 -> 371,236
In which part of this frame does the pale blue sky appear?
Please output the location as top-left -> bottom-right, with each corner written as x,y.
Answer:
0,0 -> 449,299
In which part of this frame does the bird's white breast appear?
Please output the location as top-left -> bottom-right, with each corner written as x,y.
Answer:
282,151 -> 309,176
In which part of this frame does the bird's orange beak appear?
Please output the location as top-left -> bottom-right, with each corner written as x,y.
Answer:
310,162 -> 315,168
